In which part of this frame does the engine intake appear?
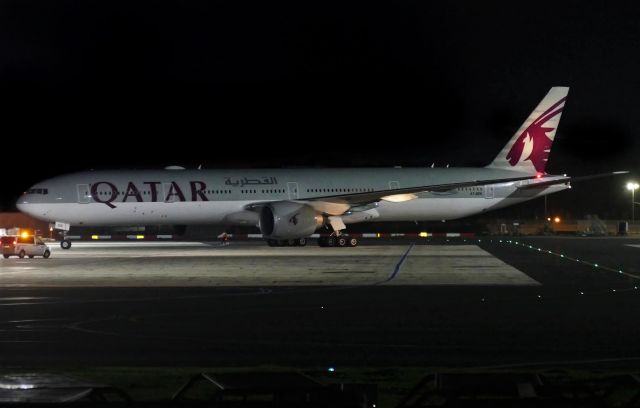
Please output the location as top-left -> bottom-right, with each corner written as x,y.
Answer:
259,202 -> 324,239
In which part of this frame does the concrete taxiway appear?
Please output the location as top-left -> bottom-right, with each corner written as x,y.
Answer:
1,237 -> 640,368
0,241 -> 538,287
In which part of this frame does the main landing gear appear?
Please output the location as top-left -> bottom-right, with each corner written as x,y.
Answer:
317,217 -> 357,247
317,235 -> 358,247
266,238 -> 308,247
265,235 -> 359,247
60,239 -> 72,250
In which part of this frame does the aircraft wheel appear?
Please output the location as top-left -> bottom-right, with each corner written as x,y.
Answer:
337,237 -> 347,247
348,238 -> 358,247
287,239 -> 297,246
18,250 -> 26,259
297,237 -> 307,247
326,237 -> 336,247
60,240 -> 72,250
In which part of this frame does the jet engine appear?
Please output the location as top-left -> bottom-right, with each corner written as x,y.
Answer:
259,202 -> 324,239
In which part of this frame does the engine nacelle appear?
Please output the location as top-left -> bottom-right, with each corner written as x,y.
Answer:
259,202 -> 324,239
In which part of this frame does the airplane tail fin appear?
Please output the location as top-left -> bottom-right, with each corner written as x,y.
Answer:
487,87 -> 569,175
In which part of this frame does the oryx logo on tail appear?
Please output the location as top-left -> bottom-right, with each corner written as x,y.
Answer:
506,97 -> 566,173
487,87 -> 569,175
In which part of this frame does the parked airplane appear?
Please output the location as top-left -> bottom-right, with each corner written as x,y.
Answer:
16,87 -> 624,248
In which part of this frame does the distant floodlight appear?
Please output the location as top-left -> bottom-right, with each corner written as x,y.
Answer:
554,216 -> 561,223
627,181 -> 640,223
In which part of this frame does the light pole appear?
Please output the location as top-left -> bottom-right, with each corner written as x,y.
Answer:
627,182 -> 639,223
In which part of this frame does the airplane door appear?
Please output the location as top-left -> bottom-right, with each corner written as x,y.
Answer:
287,182 -> 299,200
484,185 -> 494,199
389,181 -> 400,190
77,184 -> 91,203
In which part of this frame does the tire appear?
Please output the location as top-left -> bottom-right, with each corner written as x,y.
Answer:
297,237 -> 307,247
3,255 -> 9,259
287,239 -> 296,246
43,250 -> 51,259
266,239 -> 277,247
18,250 -> 26,259
326,237 -> 336,247
28,255 -> 34,258
348,238 -> 358,247
60,240 -> 72,250
337,237 -> 347,247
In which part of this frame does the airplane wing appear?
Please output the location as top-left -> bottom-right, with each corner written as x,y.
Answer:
247,174 -> 539,215
246,171 -> 628,215
305,175 -> 539,206
516,171 -> 628,190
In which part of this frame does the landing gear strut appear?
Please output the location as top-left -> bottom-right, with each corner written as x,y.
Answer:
316,216 -> 357,247
317,234 -> 358,247
54,223 -> 72,249
266,238 -> 308,247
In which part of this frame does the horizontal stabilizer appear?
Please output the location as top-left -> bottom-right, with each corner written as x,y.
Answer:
517,171 -> 629,190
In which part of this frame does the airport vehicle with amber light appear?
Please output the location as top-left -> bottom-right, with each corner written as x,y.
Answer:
1,234 -> 51,259
16,88 -> 626,248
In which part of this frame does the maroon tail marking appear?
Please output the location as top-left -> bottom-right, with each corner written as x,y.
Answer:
506,97 -> 566,173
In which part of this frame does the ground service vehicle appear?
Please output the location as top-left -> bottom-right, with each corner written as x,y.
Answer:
1,235 -> 51,259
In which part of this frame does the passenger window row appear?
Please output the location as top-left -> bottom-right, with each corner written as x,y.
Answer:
306,188 -> 373,193
91,187 -> 376,197
26,188 -> 48,195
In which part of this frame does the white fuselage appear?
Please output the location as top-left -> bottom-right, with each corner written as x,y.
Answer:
16,167 -> 570,229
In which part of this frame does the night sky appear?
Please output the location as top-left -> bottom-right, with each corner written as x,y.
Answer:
1,1 -> 638,217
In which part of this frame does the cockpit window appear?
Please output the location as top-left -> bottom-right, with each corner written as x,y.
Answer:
25,188 -> 48,194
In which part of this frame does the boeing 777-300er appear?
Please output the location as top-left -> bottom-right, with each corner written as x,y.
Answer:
17,87 -> 625,248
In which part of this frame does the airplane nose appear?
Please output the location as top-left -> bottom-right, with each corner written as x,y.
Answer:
16,193 -> 34,215
16,199 -> 27,213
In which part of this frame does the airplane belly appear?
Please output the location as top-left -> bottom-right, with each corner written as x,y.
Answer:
375,197 -> 499,221
22,201 -> 253,227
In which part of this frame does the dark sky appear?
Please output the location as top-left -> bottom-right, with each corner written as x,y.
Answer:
1,0 -> 639,215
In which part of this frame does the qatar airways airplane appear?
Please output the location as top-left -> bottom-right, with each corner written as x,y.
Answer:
16,87 -> 624,248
